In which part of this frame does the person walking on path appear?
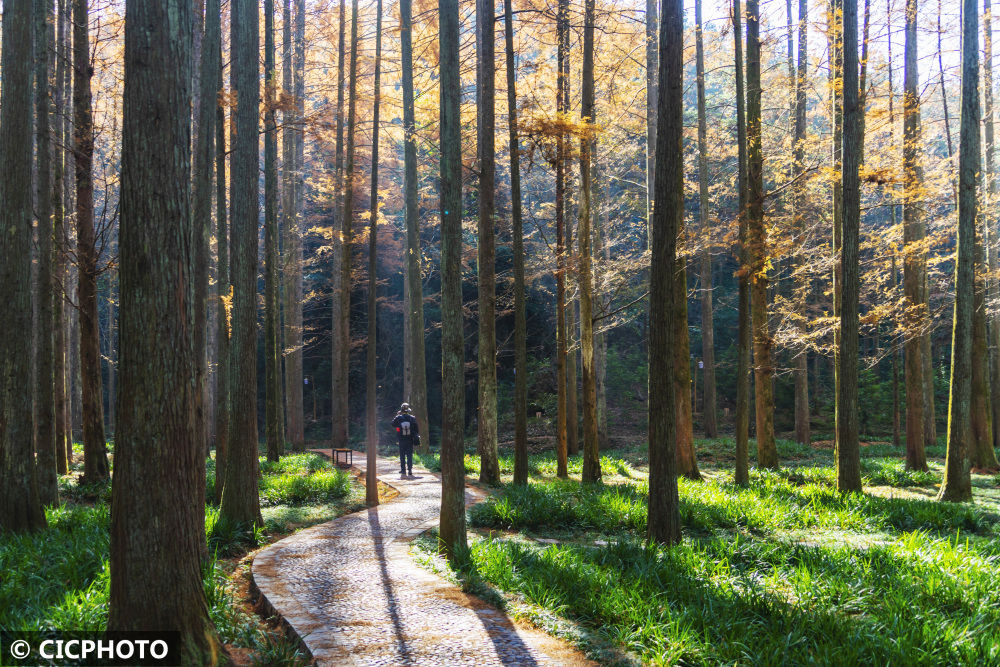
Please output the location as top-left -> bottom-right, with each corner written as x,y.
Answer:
392,403 -> 420,478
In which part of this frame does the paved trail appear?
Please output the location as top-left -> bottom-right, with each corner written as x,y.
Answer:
251,450 -> 593,666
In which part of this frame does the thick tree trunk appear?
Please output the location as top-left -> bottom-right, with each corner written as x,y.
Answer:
438,0 -> 468,561
74,0 -> 110,484
939,0 -> 978,502
36,0 -> 59,506
264,0 -> 284,463
109,2 -> 221,656
365,0 -> 383,506
554,0 -> 569,479
476,0 -> 500,485
792,0 -> 810,446
579,0 -> 600,482
695,0 -> 717,440
903,0 -> 928,471
0,0 -> 47,533
647,0 -> 683,546
220,0 -> 263,527
837,0 -> 862,492
504,0 -> 528,484
733,0 -> 750,487
401,0 -> 429,455
747,0 -> 777,469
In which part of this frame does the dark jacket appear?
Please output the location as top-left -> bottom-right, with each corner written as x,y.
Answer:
391,412 -> 419,447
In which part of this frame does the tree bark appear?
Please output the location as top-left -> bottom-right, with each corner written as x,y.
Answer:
903,0 -> 929,471
939,0 -> 978,502
0,0 -> 47,533
504,0 -> 528,485
213,33 -> 229,502
837,0 -> 862,492
747,0 -> 777,469
330,0 -> 348,449
985,0 -> 1000,454
36,0 -> 59,506
438,0 -> 468,560
647,0 -> 683,546
401,0 -> 429,455
74,0 -> 110,484
791,0 -> 810,446
54,0 -> 70,476
366,0 -> 383,507
554,0 -> 569,479
264,0 -> 285,463
733,0 -> 751,486
220,0 -> 263,527
109,2 -> 221,656
477,0 -> 500,485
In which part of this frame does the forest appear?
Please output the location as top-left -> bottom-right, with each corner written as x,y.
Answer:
1,0 -> 1000,663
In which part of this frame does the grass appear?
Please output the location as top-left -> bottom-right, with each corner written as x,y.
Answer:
420,438 -> 1000,665
1,447 -> 363,664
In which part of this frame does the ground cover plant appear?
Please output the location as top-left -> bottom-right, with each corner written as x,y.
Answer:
416,440 -> 1000,666
1,448 -> 364,664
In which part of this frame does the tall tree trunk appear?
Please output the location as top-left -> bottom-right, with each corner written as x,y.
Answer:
792,0 -> 810,446
64,0 -> 78,462
888,0 -> 901,450
334,0 -> 360,451
985,0 -> 1000,453
646,0 -> 656,255
554,0 -> 569,478
331,0 -> 347,448
733,0 -> 751,486
837,0 -> 862,492
74,0 -> 110,484
647,0 -> 683,546
747,0 -> 777,469
264,0 -> 284,463
54,0 -> 69,476
0,0 -> 47,533
214,34 -> 229,502
674,263 -> 700,478
939,0 -> 978,502
220,0 -> 263,527
695,0 -> 717,440
829,0 -> 843,450
401,0 -> 429,455
504,0 -> 528,484
477,0 -> 500,485
579,0 -> 600,482
282,0 -> 305,452
365,0 -> 383,506
438,0 -> 468,561
903,0 -> 929,471
109,2 -> 221,657
36,0 -> 58,506
567,279 -> 579,456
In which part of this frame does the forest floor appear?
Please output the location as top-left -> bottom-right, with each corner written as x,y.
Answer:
411,436 -> 1000,666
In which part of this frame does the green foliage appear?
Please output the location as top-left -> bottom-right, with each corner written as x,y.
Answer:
259,469 -> 352,506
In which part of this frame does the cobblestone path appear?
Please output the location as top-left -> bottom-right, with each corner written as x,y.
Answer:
251,450 -> 593,666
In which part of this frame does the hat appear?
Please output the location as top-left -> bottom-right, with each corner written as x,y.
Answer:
399,403 -> 412,413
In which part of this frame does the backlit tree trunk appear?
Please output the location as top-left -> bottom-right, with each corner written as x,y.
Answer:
330,0 -> 347,448
733,0 -> 751,486
213,34 -> 229,502
792,0 -> 810,446
555,0 -> 569,478
54,0 -> 70,476
365,0 -> 383,507
985,0 -> 1000,454
109,2 -> 221,656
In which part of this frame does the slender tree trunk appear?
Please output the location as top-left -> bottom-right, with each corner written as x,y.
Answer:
477,0 -> 500,485
74,0 -> 110,484
829,0 -> 843,450
593,158 -> 610,452
54,0 -> 69,476
837,0 -> 862,492
264,0 -> 284,463
504,0 -> 528,484
401,0 -> 429,455
220,0 -> 263,527
903,0 -> 929,470
733,0 -> 751,486
64,0 -> 78,463
438,0 -> 468,560
646,0 -> 656,254
109,2 -> 221,656
939,0 -> 978,502
334,0 -> 359,451
791,0 -> 810,446
365,0 -> 383,506
554,0 -> 569,478
674,263 -> 700,478
567,279 -> 579,455
0,0 -> 47,533
747,0 -> 777,469
36,0 -> 58,506
985,0 -> 1000,453
106,283 -> 116,436
214,35 -> 229,502
887,0 -> 901,450
331,0 -> 347,448
579,0 -> 600,482
695,0 -> 717,440
647,0 -> 683,546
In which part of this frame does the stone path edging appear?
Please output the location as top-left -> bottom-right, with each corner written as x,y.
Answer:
250,450 -> 593,666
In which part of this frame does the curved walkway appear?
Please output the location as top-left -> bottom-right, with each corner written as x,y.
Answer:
251,450 -> 593,666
